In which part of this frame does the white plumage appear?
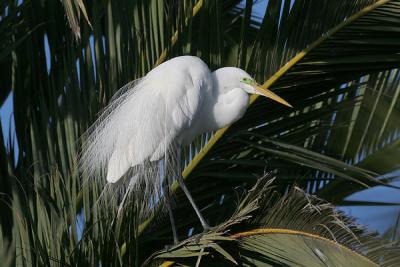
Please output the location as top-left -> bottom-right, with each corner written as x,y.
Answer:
80,56 -> 292,240
80,56 -> 291,185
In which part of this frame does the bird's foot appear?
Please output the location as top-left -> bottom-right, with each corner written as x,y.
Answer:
202,224 -> 211,233
194,233 -> 203,244
192,224 -> 214,243
164,243 -> 177,251
164,237 -> 180,251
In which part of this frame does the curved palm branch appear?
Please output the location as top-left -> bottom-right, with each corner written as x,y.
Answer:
184,0 -> 400,184
1,0 -> 400,266
151,177 -> 399,266
138,0 -> 400,238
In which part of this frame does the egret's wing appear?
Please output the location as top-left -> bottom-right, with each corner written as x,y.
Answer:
79,79 -> 145,180
106,74 -> 207,183
80,57 -> 211,183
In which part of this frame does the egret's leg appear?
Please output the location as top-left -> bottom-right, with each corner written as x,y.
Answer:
117,189 -> 130,218
117,177 -> 135,218
176,174 -> 209,230
162,178 -> 179,244
176,149 -> 209,231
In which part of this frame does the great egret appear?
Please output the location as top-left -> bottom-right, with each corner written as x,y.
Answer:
80,56 -> 291,243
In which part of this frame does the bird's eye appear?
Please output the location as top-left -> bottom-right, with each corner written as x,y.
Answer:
241,77 -> 253,84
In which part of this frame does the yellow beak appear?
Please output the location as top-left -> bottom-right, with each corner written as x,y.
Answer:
253,84 -> 293,108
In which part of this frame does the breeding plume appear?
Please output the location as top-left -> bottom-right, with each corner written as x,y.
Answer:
80,56 -> 292,243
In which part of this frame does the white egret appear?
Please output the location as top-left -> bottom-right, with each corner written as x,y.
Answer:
80,56 -> 291,243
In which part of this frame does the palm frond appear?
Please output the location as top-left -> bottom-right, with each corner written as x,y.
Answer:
137,0 -> 400,246
60,0 -> 91,41
184,0 -> 400,182
0,0 -> 33,105
151,176 -> 400,266
1,0 -> 400,266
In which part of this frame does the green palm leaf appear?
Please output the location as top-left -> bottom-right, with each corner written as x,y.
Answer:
138,0 -> 400,251
236,231 -> 381,267
1,0 -> 400,266
151,178 -> 399,266
183,0 -> 400,186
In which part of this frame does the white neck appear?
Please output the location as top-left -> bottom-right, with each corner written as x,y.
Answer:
196,70 -> 250,132
180,67 -> 252,145
210,72 -> 250,129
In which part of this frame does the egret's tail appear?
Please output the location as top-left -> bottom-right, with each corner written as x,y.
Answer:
77,76 -> 181,222
92,160 -> 169,223
78,78 -> 145,182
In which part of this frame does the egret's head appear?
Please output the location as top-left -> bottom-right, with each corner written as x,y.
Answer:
240,76 -> 292,108
213,67 -> 292,108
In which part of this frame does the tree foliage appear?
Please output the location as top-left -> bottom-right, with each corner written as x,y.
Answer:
0,0 -> 399,266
